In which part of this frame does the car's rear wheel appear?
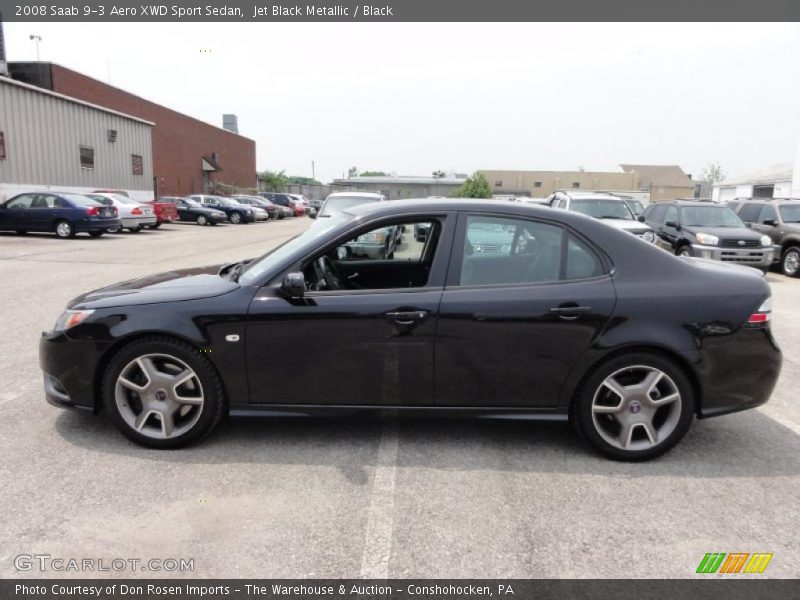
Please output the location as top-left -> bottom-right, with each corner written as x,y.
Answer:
54,220 -> 75,239
782,246 -> 800,277
196,214 -> 208,226
103,337 -> 225,449
230,212 -> 242,224
128,225 -> 143,233
571,352 -> 695,461
148,223 -> 161,230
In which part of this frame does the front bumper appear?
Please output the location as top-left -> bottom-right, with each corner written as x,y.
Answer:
690,244 -> 773,267
40,331 -> 106,411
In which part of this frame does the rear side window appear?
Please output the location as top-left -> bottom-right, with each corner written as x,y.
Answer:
458,216 -> 604,287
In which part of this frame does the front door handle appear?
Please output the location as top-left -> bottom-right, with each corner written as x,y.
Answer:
549,305 -> 592,320
385,310 -> 429,326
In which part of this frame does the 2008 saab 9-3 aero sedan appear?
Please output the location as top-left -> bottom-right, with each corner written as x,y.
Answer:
40,199 -> 782,460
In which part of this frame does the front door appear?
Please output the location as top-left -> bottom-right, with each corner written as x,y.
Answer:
245,214 -> 454,407
436,213 -> 616,407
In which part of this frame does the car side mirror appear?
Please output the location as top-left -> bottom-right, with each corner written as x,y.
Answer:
637,215 -> 645,222
665,220 -> 680,230
281,272 -> 306,298
763,219 -> 777,227
335,246 -> 351,261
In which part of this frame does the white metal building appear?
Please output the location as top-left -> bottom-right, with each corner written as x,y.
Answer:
713,164 -> 794,202
0,76 -> 154,203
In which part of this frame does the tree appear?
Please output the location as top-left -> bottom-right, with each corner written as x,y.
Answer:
258,169 -> 287,192
286,175 -> 321,185
432,170 -> 446,178
701,163 -> 726,185
450,173 -> 492,199
359,170 -> 388,177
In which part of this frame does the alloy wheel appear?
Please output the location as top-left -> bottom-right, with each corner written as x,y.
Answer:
591,365 -> 682,451
197,215 -> 208,226
230,212 -> 242,224
114,353 -> 204,440
56,221 -> 73,238
783,248 -> 799,277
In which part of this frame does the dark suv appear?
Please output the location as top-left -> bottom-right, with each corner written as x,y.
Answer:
642,201 -> 774,270
733,199 -> 800,277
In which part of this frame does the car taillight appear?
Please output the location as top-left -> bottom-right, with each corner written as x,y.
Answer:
747,297 -> 772,326
131,207 -> 142,215
86,206 -> 100,216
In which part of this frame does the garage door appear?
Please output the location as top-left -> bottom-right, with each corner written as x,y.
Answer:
718,187 -> 737,201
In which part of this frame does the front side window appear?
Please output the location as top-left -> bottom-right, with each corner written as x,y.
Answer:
458,216 -> 603,286
758,204 -> 777,223
664,206 -> 679,225
337,222 -> 433,263
681,206 -> 743,228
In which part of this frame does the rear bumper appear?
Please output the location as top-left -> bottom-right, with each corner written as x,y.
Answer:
121,216 -> 158,228
687,327 -> 782,418
690,244 -> 773,267
76,218 -> 121,232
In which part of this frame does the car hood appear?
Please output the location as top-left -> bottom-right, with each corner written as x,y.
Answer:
598,218 -> 651,232
68,265 -> 239,309
682,226 -> 762,240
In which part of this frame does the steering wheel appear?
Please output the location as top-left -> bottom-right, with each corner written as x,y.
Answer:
316,255 -> 343,290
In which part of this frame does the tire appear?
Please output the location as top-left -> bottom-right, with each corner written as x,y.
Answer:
676,245 -> 692,257
106,225 -> 121,234
147,222 -> 162,230
196,214 -> 208,226
102,336 -> 226,449
781,246 -> 800,277
571,352 -> 695,461
54,220 -> 75,239
89,231 -> 104,238
128,225 -> 143,233
230,212 -> 243,224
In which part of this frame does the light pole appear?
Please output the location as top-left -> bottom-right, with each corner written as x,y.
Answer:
29,34 -> 42,62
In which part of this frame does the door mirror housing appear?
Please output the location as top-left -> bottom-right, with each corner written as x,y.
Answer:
637,215 -> 646,222
665,220 -> 680,230
763,219 -> 777,227
281,272 -> 306,298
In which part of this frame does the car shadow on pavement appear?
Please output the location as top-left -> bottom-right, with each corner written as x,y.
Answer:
55,408 -> 800,480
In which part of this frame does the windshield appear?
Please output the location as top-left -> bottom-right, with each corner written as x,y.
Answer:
682,206 -> 744,227
779,204 -> 800,223
570,199 -> 633,220
238,214 -> 348,285
219,198 -> 241,206
319,196 -> 379,217
64,194 -> 103,207
624,199 -> 645,215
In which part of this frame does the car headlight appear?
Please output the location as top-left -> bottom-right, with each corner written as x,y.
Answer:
695,232 -> 719,246
53,309 -> 94,332
642,230 -> 656,243
760,235 -> 772,247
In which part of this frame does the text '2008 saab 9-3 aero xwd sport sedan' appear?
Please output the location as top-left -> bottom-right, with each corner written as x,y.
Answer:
40,199 -> 782,460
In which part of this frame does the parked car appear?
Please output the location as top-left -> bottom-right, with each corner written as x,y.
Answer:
548,192 -> 656,243
619,196 -> 646,217
169,197 -> 227,225
642,200 -> 774,270
259,192 -> 305,216
733,199 -> 800,276
145,199 -> 179,229
0,192 -> 119,238
313,192 -> 389,220
414,222 -> 432,242
40,199 -> 781,460
189,195 -> 255,224
86,193 -> 157,233
232,195 -> 278,220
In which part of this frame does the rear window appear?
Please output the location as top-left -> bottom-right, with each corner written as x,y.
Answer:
61,194 -> 102,207
320,196 -> 379,217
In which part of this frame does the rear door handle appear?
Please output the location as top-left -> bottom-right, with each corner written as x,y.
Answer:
386,310 -> 429,326
549,305 -> 592,320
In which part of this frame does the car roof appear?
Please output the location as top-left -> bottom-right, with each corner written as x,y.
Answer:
664,201 -> 727,208
326,192 -> 386,200
342,197 -> 585,221
560,192 -> 626,201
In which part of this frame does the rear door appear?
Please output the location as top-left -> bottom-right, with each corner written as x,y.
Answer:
435,212 -> 616,407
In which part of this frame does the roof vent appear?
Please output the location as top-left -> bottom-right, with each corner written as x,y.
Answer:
222,114 -> 238,134
107,129 -> 118,143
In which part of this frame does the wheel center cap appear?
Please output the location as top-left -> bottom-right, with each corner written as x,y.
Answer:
629,401 -> 642,414
155,389 -> 168,402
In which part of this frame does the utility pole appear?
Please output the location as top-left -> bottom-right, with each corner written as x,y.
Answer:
311,161 -> 316,181
29,34 -> 42,62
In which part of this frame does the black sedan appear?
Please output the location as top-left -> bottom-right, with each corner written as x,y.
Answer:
167,197 -> 228,225
40,199 -> 781,460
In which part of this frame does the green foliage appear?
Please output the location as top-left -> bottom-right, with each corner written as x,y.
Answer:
450,173 -> 492,199
286,175 -> 321,185
258,170 -> 287,192
359,171 -> 388,177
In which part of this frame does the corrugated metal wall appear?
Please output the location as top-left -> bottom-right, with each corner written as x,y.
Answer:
0,79 -> 153,192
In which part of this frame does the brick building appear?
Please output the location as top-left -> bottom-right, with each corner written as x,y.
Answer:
9,62 -> 256,198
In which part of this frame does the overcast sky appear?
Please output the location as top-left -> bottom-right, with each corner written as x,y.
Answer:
5,22 -> 800,183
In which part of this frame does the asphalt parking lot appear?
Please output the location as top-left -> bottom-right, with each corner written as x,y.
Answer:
0,219 -> 798,579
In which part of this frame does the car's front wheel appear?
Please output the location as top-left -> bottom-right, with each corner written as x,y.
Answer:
102,337 -> 226,449
571,352 -> 695,461
782,246 -> 800,277
54,220 -> 75,239
196,214 -> 208,226
230,212 -> 242,224
676,245 -> 692,257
